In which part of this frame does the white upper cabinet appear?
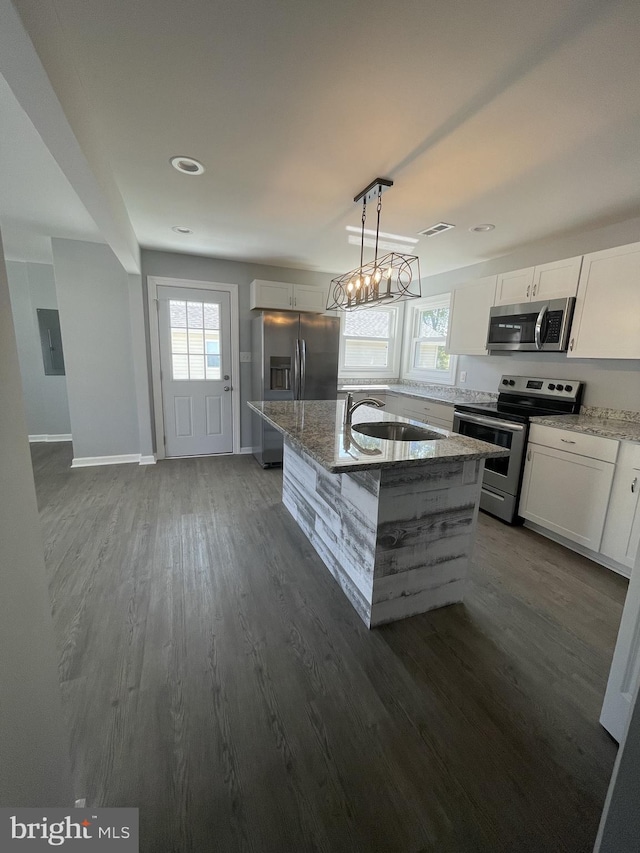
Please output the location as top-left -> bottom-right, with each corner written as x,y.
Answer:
531,256 -> 582,301
292,284 -> 327,313
447,276 -> 497,355
494,256 -> 582,306
494,267 -> 535,305
250,280 -> 327,313
568,242 -> 640,359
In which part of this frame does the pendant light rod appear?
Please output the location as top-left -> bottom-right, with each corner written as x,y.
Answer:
353,177 -> 393,205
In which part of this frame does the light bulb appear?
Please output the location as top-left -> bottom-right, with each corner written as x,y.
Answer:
364,275 -> 371,286
374,268 -> 381,283
347,282 -> 353,292
386,267 -> 393,279
355,278 -> 361,289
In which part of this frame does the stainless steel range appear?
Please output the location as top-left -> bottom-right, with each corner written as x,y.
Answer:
453,375 -> 584,523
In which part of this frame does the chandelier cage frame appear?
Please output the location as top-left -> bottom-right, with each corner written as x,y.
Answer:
326,178 -> 422,312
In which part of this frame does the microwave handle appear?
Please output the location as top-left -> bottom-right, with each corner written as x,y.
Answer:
534,304 -> 548,350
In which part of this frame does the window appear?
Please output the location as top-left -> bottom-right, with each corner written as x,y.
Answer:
401,294 -> 457,384
339,305 -> 402,378
169,300 -> 221,380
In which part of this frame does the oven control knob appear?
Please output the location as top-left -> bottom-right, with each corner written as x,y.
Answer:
508,379 -> 515,386
556,384 -> 564,392
548,383 -> 556,390
502,379 -> 509,385
565,384 -> 573,393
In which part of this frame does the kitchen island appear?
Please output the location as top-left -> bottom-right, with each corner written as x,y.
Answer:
248,400 -> 508,627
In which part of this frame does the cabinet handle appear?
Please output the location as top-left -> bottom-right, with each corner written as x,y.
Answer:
532,284 -> 537,296
526,285 -> 530,298
632,477 -> 638,494
289,296 -> 292,306
527,450 -> 531,461
569,338 -> 574,351
560,438 -> 576,444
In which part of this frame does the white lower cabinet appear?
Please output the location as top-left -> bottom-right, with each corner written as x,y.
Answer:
519,426 -> 617,552
600,443 -> 640,570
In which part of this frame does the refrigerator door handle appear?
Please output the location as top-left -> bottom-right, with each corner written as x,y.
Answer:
293,339 -> 300,400
300,339 -> 307,399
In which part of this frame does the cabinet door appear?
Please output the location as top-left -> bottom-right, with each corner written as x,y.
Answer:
601,443 -> 640,570
568,242 -> 640,359
293,285 -> 327,313
494,267 -> 535,306
519,443 -> 615,550
447,276 -> 497,355
531,256 -> 582,301
250,280 -> 293,310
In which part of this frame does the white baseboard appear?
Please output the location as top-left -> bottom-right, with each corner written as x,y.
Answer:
29,434 -> 72,443
139,454 -> 157,465
71,454 -> 141,468
239,446 -> 254,455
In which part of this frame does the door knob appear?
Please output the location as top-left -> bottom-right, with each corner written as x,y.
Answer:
224,386 -> 230,392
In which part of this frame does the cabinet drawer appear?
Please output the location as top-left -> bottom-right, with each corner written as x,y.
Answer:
394,396 -> 454,425
528,424 -> 619,463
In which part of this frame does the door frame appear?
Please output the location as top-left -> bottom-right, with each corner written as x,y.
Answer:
147,276 -> 240,460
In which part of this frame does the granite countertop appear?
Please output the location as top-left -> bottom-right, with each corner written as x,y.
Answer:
337,383 -> 496,407
248,400 -> 509,473
530,414 -> 640,443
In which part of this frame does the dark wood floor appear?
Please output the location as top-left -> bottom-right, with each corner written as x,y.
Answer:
31,443 -> 627,853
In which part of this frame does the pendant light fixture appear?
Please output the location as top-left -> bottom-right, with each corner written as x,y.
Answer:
326,178 -> 421,311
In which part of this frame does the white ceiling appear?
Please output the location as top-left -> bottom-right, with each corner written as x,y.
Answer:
9,0 -> 640,276
0,73 -> 103,263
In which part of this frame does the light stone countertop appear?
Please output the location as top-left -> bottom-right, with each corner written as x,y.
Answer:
530,414 -> 640,443
248,400 -> 509,473
337,383 -> 496,407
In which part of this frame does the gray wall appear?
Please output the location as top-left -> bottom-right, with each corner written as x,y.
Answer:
141,250 -> 333,448
0,232 -> 73,805
6,260 -> 72,436
420,214 -> 640,411
52,239 -> 139,459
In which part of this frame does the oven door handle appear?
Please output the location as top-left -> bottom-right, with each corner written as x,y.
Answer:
534,304 -> 548,350
454,411 -> 525,432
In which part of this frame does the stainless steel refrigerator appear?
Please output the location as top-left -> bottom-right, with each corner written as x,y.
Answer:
251,311 -> 340,466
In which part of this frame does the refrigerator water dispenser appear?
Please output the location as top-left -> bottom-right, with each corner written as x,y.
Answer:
270,357 -> 291,391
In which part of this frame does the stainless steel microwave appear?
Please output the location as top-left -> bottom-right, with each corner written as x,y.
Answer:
487,297 -> 576,352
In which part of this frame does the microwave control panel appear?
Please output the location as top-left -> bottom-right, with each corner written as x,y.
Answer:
544,310 -> 563,343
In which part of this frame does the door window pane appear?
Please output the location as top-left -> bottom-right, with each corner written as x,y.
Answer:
204,303 -> 220,329
169,299 -> 223,380
172,353 -> 189,380
189,355 -> 205,380
187,302 -> 203,327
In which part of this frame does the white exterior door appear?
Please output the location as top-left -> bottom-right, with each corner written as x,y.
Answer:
158,285 -> 233,457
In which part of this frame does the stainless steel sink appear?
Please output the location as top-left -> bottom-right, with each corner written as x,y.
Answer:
351,421 -> 445,442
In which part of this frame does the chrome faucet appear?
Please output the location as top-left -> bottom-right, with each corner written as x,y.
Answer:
343,392 -> 385,426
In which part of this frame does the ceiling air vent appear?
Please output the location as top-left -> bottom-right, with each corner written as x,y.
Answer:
418,222 -> 456,237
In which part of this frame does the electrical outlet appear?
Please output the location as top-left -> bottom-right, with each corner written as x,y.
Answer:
459,371 -> 467,383
240,352 -> 252,363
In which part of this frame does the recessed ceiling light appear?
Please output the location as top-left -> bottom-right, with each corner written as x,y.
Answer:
172,225 -> 193,234
170,155 -> 205,175
469,223 -> 495,232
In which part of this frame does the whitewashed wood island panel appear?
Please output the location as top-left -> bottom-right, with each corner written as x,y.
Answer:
249,399 -> 507,628
282,441 -> 484,627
